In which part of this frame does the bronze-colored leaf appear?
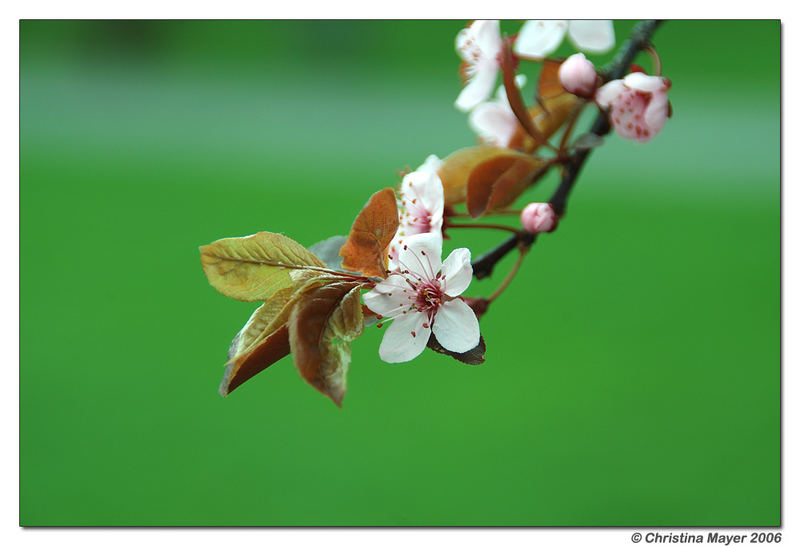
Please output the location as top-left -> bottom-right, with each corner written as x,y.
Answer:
220,273 -> 344,397
486,157 -> 549,212
339,188 -> 399,278
227,285 -> 296,361
509,93 -> 582,153
437,146 -> 508,206
427,333 -> 486,365
536,58 -> 565,102
289,282 -> 365,407
219,326 -> 290,396
200,231 -> 328,302
500,41 -> 550,150
466,154 -> 547,218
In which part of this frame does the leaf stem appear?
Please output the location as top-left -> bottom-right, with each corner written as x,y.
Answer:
488,246 -> 529,302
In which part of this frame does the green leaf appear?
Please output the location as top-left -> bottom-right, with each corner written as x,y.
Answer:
200,231 -> 329,302
309,235 -> 348,271
572,133 -> 605,150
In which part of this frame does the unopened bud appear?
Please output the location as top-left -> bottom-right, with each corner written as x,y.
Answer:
558,53 -> 598,98
521,202 -> 557,233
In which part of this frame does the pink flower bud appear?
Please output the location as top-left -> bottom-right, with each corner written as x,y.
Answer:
521,202 -> 557,234
558,53 -> 598,98
595,72 -> 672,143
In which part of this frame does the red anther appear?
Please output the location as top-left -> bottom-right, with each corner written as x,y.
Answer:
411,331 -> 416,338
423,323 -> 429,328
377,323 -> 384,328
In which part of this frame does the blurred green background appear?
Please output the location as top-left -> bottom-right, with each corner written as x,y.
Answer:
20,20 -> 779,526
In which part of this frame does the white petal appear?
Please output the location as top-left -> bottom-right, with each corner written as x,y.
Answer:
455,27 -> 476,63
623,72 -> 667,93
363,275 -> 414,317
594,79 -> 625,107
472,20 -> 502,60
402,170 -> 444,218
417,154 -> 443,174
395,232 -> 443,279
643,91 -> 669,135
468,100 -> 518,147
440,248 -> 473,297
378,310 -> 431,363
514,20 -> 567,59
455,61 -> 499,112
432,299 -> 480,353
566,20 -> 615,54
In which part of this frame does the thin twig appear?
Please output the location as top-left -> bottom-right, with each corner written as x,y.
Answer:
488,247 -> 529,302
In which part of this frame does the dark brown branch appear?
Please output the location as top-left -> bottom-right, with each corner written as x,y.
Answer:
472,20 -> 662,280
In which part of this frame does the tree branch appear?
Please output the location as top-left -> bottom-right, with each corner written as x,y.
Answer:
472,20 -> 662,280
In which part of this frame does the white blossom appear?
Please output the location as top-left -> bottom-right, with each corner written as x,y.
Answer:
455,20 -> 503,112
364,234 -> 480,363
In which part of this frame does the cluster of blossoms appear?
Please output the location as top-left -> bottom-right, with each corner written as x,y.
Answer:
372,156 -> 480,363
203,20 -> 672,406
456,19 -> 671,146
366,20 -> 672,366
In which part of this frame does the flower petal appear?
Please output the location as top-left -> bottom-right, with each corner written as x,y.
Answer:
594,79 -> 625,107
417,154 -> 443,174
623,72 -> 667,93
363,274 -> 414,317
643,91 -> 669,136
394,232 -> 442,279
472,20 -> 502,60
514,20 -> 567,59
455,26 -> 476,63
455,61 -> 499,112
378,310 -> 431,363
432,298 -> 480,354
566,20 -> 615,54
468,100 -> 518,147
440,248 -> 473,297
402,170 -> 444,219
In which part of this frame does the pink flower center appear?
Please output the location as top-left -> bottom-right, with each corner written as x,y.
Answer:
400,193 -> 435,237
414,279 -> 444,315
